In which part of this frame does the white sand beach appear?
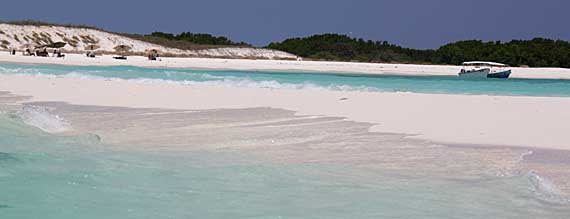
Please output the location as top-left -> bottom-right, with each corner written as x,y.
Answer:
2,27 -> 570,219
5,1 -> 570,216
1,52 -> 570,79
1,72 -> 569,150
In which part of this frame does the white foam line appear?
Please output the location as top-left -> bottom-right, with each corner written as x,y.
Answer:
8,71 -> 380,93
527,171 -> 570,204
15,105 -> 72,133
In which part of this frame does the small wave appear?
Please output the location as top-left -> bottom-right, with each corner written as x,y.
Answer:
526,171 -> 570,205
0,66 -> 44,75
14,71 -> 379,93
163,70 -> 226,80
15,105 -> 72,133
520,150 -> 534,161
2,64 -> 380,92
0,152 -> 19,163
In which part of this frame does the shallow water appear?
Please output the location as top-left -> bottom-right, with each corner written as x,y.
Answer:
2,62 -> 570,97
1,63 -> 570,218
1,103 -> 570,218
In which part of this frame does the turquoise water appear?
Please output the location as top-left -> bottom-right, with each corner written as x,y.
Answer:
1,113 -> 570,218
2,62 -> 570,97
2,62 -> 570,218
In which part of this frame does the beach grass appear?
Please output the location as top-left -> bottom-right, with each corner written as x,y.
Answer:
1,20 -> 249,51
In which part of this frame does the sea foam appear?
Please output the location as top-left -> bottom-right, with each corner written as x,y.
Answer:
16,105 -> 72,133
527,171 -> 570,204
21,71 -> 379,92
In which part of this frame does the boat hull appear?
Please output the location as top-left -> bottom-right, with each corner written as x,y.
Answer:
487,70 -> 511,78
458,69 -> 489,78
458,69 -> 511,79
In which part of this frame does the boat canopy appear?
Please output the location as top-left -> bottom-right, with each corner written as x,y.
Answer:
462,61 -> 507,67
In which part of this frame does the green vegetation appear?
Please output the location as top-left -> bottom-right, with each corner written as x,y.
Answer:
79,35 -> 98,44
147,32 -> 250,46
124,34 -> 240,51
267,34 -> 436,63
30,31 -> 54,45
0,40 -> 9,49
2,20 -> 103,31
1,20 -> 244,50
123,32 -> 251,51
267,34 -> 570,68
63,37 -> 79,47
2,20 -> 569,67
437,39 -> 570,68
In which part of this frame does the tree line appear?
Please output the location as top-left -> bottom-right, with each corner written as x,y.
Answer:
266,34 -> 570,68
148,32 -> 250,47
3,20 -> 568,67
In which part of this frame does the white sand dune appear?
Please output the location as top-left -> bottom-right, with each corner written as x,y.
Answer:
0,23 -> 296,59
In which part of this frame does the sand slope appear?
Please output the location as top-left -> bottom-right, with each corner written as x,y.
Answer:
0,24 -> 296,59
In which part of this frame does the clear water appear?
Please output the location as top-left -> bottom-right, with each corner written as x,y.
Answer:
1,113 -> 569,219
2,62 -> 570,97
2,62 -> 570,218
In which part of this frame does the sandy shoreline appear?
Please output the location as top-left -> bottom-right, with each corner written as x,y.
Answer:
2,52 -> 570,79
1,73 -> 569,150
3,62 -> 570,196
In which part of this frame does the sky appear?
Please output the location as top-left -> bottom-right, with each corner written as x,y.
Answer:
1,0 -> 569,48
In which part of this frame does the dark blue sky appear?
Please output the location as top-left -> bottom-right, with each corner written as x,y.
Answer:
2,0 -> 568,48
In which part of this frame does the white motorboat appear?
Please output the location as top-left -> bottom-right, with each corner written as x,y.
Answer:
458,61 -> 512,78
